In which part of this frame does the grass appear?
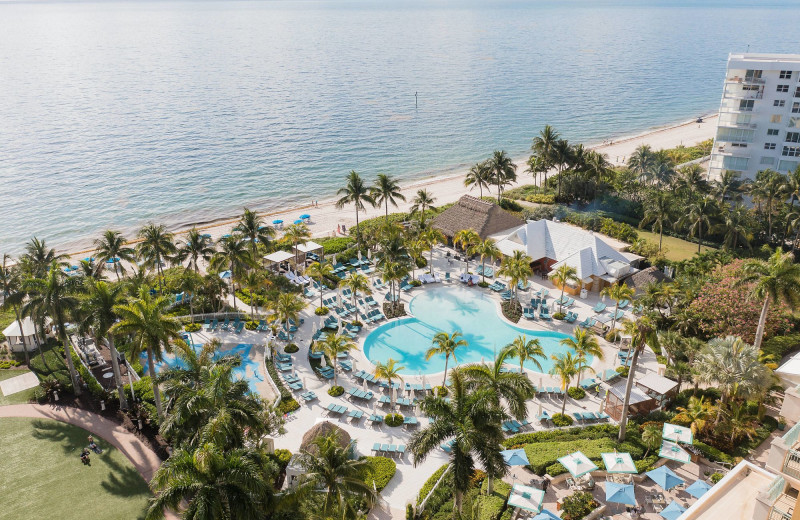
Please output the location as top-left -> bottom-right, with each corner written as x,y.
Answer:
0,417 -> 151,520
0,368 -> 38,405
636,229 -> 716,261
28,341 -> 72,388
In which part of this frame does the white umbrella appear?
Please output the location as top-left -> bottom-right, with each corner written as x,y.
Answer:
537,402 -> 543,417
422,374 -> 427,392
539,376 -> 543,390
303,377 -> 307,389
358,250 -> 362,261
372,402 -> 377,414
558,451 -> 598,478
362,379 -> 368,391
599,397 -> 606,412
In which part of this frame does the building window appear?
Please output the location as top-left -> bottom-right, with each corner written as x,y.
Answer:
778,84 -> 790,93
780,70 -> 792,79
790,117 -> 800,129
765,143 -> 777,150
793,102 -> 800,114
783,146 -> 800,157
768,128 -> 780,136
795,87 -> 800,97
731,143 -> 747,148
787,132 -> 800,143
739,99 -> 755,111
772,115 -> 783,124
779,160 -> 800,171
761,156 -> 775,165
722,156 -> 749,170
775,100 -> 786,107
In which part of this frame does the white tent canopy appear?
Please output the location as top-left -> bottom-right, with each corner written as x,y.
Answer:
777,351 -> 800,386
2,316 -> 47,352
264,251 -> 294,264
295,241 -> 323,254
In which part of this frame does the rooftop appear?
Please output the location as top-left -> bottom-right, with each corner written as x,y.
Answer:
431,195 -> 524,240
728,52 -> 800,67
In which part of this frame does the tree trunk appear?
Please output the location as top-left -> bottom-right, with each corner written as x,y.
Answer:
13,308 -> 30,367
482,259 -> 486,283
355,207 -> 361,249
561,383 -> 568,414
108,335 -> 128,410
230,276 -> 238,312
659,227 -> 664,251
62,332 -> 82,396
429,247 -> 434,274
442,356 -> 449,389
754,296 -> 770,350
454,489 -> 463,515
617,347 -> 642,443
147,346 -> 163,417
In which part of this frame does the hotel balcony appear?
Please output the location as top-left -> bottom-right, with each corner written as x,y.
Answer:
726,74 -> 766,85
768,489 -> 796,520
723,86 -> 764,100
720,100 -> 755,113
718,118 -> 758,129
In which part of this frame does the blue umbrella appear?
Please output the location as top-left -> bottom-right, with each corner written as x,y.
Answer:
222,234 -> 231,238
219,270 -> 232,279
272,219 -> 283,224
500,448 -> 530,466
294,219 -> 303,224
83,257 -> 95,263
659,500 -> 686,520
106,257 -> 120,264
684,479 -> 712,498
532,510 -> 560,520
646,466 -> 685,491
605,482 -> 636,506
300,214 -> 310,219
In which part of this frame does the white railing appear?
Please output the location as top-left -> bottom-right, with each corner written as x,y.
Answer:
782,422 -> 800,447
418,465 -> 452,513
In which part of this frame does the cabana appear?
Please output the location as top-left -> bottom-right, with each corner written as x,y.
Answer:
295,241 -> 324,263
2,316 -> 47,353
507,484 -> 544,514
264,250 -> 295,271
603,373 -> 678,421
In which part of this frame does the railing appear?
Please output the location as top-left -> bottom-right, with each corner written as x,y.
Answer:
783,422 -> 800,447
782,449 -> 800,480
770,507 -> 793,520
727,75 -> 766,84
766,475 -> 786,503
417,465 -> 452,513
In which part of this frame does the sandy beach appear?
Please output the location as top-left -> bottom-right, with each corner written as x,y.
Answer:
63,113 -> 717,261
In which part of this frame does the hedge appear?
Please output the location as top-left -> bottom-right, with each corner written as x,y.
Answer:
362,456 -> 397,491
523,438 -> 617,475
417,464 -> 448,505
474,479 -> 512,520
265,358 -> 300,414
317,236 -> 355,255
761,333 -> 800,362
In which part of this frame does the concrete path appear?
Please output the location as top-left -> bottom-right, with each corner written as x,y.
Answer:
0,371 -> 39,396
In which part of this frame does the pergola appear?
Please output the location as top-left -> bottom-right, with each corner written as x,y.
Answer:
295,241 -> 324,262
264,250 -> 295,271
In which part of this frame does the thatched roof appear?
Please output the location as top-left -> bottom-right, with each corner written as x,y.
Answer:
622,266 -> 672,295
431,195 -> 525,240
299,421 -> 351,454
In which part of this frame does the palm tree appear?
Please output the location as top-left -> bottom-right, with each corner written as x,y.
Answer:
462,349 -> 535,421
342,272 -> 371,314
530,125 -> 560,186
408,369 -> 505,514
501,335 -> 545,375
22,261 -> 82,394
235,207 -> 275,262
640,191 -> 672,251
583,150 -> 613,198
723,402 -> 758,444
175,228 -> 216,273
601,282 -> 635,333
371,173 -> 406,222
380,260 -> 408,314
560,328 -> 603,385
272,293 -> 306,340
453,229 -> 480,273
281,222 -> 312,270
549,351 -> 579,414
673,396 -> 712,437
1,256 -> 31,367
627,145 -> 655,184
336,171 -> 376,248
137,223 -> 177,290
83,280 -> 129,409
94,230 -> 135,280
296,431 -> 376,517
146,443 -> 275,520
111,290 -> 181,417
752,169 -> 789,240
550,139 -> 572,198
616,316 -> 658,442
641,424 -> 662,457
240,270 -> 267,320
549,264 -> 579,312
498,250 -> 532,302
409,189 -> 437,226
306,261 -> 334,309
407,239 -> 425,280
464,161 -> 492,198
374,358 -> 405,396
713,169 -> 744,203
486,150 -> 517,202
678,195 -> 719,253
427,331 -> 468,388
721,204 -> 751,250
209,235 -> 253,312
23,237 -> 67,278
419,228 -> 445,274
475,238 -> 500,283
738,247 -> 800,349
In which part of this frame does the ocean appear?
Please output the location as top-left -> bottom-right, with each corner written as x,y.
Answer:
1,0 -> 799,254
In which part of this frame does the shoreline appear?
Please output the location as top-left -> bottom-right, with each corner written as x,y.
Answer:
58,112 -> 718,260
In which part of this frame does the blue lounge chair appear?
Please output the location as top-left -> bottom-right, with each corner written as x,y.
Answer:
593,302 -> 607,313
618,299 -> 630,309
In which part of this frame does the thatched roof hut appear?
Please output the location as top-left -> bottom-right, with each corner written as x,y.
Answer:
431,195 -> 524,240
622,266 -> 672,295
299,421 -> 351,454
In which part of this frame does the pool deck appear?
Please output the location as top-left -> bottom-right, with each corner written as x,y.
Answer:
208,245 -> 664,518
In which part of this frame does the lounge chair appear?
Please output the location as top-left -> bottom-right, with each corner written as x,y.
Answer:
484,267 -> 494,278
618,299 -> 630,309
209,318 -> 219,331
444,272 -> 451,282
593,302 -> 607,313
540,308 -> 552,321
235,321 -> 244,334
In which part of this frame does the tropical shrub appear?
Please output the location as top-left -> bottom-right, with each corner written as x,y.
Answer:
317,236 -> 355,255
502,300 -> 522,323
0,360 -> 20,369
385,413 -> 404,427
327,385 -> 344,397
183,322 -> 202,332
710,472 -> 724,484
477,281 -> 489,288
284,344 -> 299,354
278,398 -> 300,414
761,333 -> 800,361
269,449 -> 292,471
417,464 -> 448,505
315,306 -> 329,316
435,385 -> 449,397
361,456 -> 397,491
553,312 -> 566,320
527,194 -> 556,204
568,387 -> 586,400
616,366 -> 629,377
245,320 -> 259,331
551,413 -> 574,427
561,491 -> 598,520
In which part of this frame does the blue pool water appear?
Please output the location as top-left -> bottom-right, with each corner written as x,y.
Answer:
363,286 -> 581,376
141,342 -> 262,393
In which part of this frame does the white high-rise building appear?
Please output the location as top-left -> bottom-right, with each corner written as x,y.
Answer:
709,53 -> 800,181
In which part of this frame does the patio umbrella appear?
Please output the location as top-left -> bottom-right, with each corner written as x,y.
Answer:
293,219 -> 303,225
537,402 -> 543,418
303,377 -> 307,389
662,423 -> 693,444
684,479 -> 713,498
362,379 -> 367,391
507,484 -> 544,513
601,452 -> 636,474
500,449 -> 530,466
646,466 -> 685,490
660,500 -> 686,520
272,219 -> 283,224
605,482 -> 636,506
219,270 -> 232,279
557,451 -> 598,478
300,214 -> 310,219
532,510 -> 560,520
659,440 -> 692,464
391,385 -> 397,407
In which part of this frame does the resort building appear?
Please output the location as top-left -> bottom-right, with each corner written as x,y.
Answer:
602,372 -> 677,422
431,195 -> 524,241
709,52 -> 800,181
494,219 -> 637,293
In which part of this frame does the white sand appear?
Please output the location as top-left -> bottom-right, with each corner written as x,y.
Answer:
64,114 -> 716,261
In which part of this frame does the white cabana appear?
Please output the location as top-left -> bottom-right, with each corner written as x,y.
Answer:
295,241 -> 323,254
2,316 -> 47,352
264,250 -> 294,267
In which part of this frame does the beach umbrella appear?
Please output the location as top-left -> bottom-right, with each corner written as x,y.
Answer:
300,214 -> 310,219
507,484 -> 544,514
357,250 -> 362,261
293,219 -> 303,225
531,510 -> 560,520
537,402 -> 543,418
646,466 -> 685,490
303,377 -> 307,389
222,234 -> 231,238
272,219 -> 283,225
421,374 -> 427,392
601,451 -> 636,474
605,482 -> 636,506
684,479 -> 713,498
500,449 -> 530,467
219,270 -> 232,279
662,423 -> 693,444
557,451 -> 598,478
659,501 -> 686,520
659,440 -> 692,464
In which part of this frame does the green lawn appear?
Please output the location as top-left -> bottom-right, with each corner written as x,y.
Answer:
636,230 -> 716,262
0,417 -> 151,520
0,369 -> 38,406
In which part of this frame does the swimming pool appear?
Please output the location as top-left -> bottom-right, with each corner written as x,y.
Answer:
363,286 -> 583,376
141,342 -> 263,393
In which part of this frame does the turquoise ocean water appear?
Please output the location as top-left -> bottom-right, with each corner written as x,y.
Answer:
1,0 -> 799,254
